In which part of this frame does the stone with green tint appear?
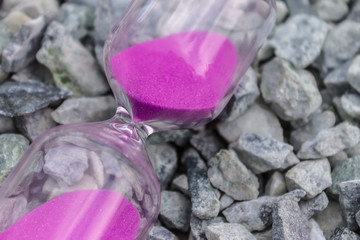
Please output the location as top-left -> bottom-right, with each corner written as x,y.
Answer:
329,155 -> 360,196
0,22 -> 11,56
0,134 -> 29,183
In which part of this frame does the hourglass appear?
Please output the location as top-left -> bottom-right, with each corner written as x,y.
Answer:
0,0 -> 276,239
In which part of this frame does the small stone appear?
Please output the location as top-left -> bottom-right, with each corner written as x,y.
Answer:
223,67 -> 259,122
300,192 -> 329,219
345,143 -> 360,158
323,20 -> 360,71
0,116 -> 15,133
348,0 -> 360,22
276,1 -> 288,24
314,201 -> 346,239
217,101 -> 284,143
147,143 -> 177,190
2,11 -> 31,34
339,180 -> 360,231
36,22 -> 109,96
184,149 -> 220,219
330,227 -> 360,240
171,174 -> 189,196
190,215 -> 226,240
264,171 -> 287,197
0,81 -> 69,117
147,226 -> 178,240
2,0 -> 59,14
285,0 -> 311,15
285,159 -> 332,198
297,122 -> 360,159
341,93 -> 360,120
272,199 -> 310,240
347,55 -> 360,94
160,191 -> 191,232
282,151 -> 300,170
230,133 -> 293,174
190,130 -> 225,160
147,129 -> 192,147
0,22 -> 11,54
15,108 -> 56,141
324,61 -> 352,96
329,151 -> 348,168
208,149 -> 259,201
309,219 -> 326,240
43,144 -> 89,185
252,229 -> 272,240
260,57 -> 322,121
290,110 -> 336,151
11,61 -> 54,85
51,96 -> 116,124
270,14 -> 328,68
313,0 -> 349,22
2,13 -> 53,72
205,223 -> 256,240
333,97 -> 355,122
219,195 -> 234,211
0,134 -> 29,183
11,2 -> 43,19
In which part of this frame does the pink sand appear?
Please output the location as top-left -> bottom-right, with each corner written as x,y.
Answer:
110,31 -> 238,123
0,190 -> 140,240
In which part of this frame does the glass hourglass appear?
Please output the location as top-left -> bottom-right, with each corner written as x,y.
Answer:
0,0 -> 276,239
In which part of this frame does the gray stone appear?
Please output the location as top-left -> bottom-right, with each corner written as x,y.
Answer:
2,11 -> 31,35
290,110 -> 336,151
230,133 -> 293,174
341,93 -> 360,120
205,223 -> 256,240
264,171 -> 287,197
348,0 -> 360,22
43,144 -> 89,185
184,149 -> 220,219
347,55 -> 360,94
324,61 -> 352,96
252,229 -> 272,240
272,199 -> 310,240
55,3 -> 94,40
323,20 -> 360,71
219,195 -> 234,211
345,143 -> 360,158
147,143 -> 177,190
0,134 -> 29,183
356,211 -> 360,230
329,151 -> 348,168
15,108 -> 57,141
224,67 -> 259,122
2,13 -> 53,72
0,116 -> 15,133
282,151 -> 300,170
147,226 -> 178,240
297,122 -> 360,159
11,2 -> 43,19
2,0 -> 59,14
313,0 -> 349,22
171,174 -> 189,196
333,97 -> 355,123
0,81 -> 69,117
309,219 -> 326,240
270,14 -> 328,68
160,191 -> 191,232
339,180 -> 360,231
190,215 -> 226,240
147,129 -> 192,147
190,130 -> 225,160
217,101 -> 284,143
11,61 -> 54,85
285,159 -> 332,198
208,149 -> 259,201
276,1 -> 288,24
36,22 -> 109,96
330,228 -> 360,240
261,57 -> 322,121
314,201 -> 346,240
0,22 -> 11,55
300,192 -> 329,219
51,96 -> 116,124
285,0 -> 311,15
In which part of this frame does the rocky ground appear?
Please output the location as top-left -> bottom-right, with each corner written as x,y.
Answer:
0,0 -> 360,239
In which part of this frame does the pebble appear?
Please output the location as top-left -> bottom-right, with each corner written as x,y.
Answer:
11,2 -> 43,19
148,129 -> 192,147
347,55 -> 360,94
285,159 -> 332,198
330,227 -> 360,240
322,20 -> 360,72
160,191 -> 191,232
2,13 -> 53,72
36,22 -> 109,96
0,22 -> 11,54
190,130 -> 225,160
309,219 -> 326,240
300,192 -> 329,219
313,0 -> 349,22
272,199 -> 310,240
217,101 -> 284,143
207,149 -> 259,201
276,1 -> 288,24
147,226 -> 178,240
285,0 -> 311,15
324,61 -> 352,96
51,96 -> 116,124
147,143 -> 178,190
264,171 -> 287,197
219,195 -> 234,211
0,81 -> 69,117
348,0 -> 360,22
184,149 -> 220,219
171,174 -> 189,196
15,108 -> 57,141
252,229 -> 272,240
341,93 -> 360,120
230,133 -> 293,174
11,61 -> 54,85
345,143 -> 360,158
2,0 -> 59,14
2,11 -> 31,34
270,14 -> 328,68
190,215 -> 226,240
329,151 -> 349,168
333,97 -> 355,122
297,122 -> 360,159
339,180 -> 360,231
0,134 -> 29,183
0,116 -> 15,133
204,223 -> 256,240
